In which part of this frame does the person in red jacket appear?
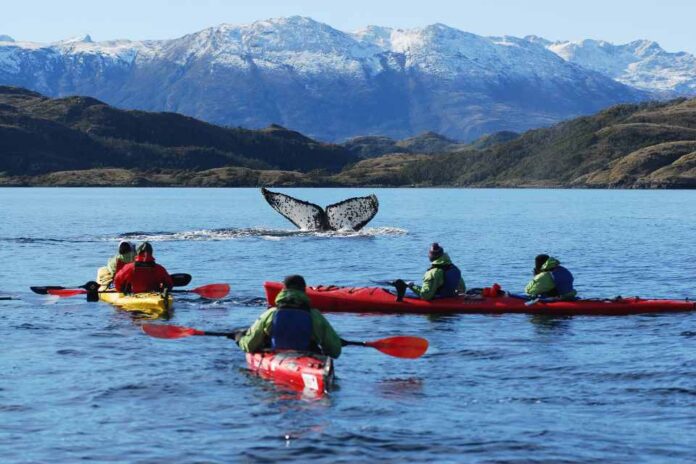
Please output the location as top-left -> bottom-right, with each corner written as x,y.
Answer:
114,242 -> 173,294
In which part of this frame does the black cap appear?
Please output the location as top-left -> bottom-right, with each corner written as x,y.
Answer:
283,275 -> 306,291
137,242 -> 153,255
428,242 -> 444,261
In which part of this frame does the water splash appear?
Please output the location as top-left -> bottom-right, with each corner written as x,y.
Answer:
114,227 -> 407,242
0,227 -> 407,245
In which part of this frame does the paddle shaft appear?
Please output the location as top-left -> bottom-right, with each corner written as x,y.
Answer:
341,339 -> 367,347
48,282 -> 228,300
198,331 -> 233,337
31,273 -> 192,295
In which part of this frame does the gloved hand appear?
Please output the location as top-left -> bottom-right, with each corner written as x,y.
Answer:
393,279 -> 407,302
227,329 -> 246,344
406,281 -> 415,289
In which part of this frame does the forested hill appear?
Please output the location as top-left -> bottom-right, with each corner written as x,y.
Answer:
2,86 -> 695,188
0,86 -> 354,177
394,97 -> 696,188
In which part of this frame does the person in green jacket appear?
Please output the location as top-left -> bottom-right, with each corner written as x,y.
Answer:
97,241 -> 135,290
397,243 -> 466,301
234,275 -> 342,358
525,254 -> 577,300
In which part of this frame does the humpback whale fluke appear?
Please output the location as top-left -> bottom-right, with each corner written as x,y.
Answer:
261,188 -> 379,231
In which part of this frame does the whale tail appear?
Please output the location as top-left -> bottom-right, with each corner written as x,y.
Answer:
261,188 -> 379,231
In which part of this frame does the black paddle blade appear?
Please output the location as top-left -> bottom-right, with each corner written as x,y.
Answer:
171,273 -> 192,287
393,279 -> 408,302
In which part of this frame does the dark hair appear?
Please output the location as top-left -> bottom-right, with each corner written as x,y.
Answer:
137,242 -> 153,255
535,254 -> 550,270
118,241 -> 132,254
283,274 -> 306,291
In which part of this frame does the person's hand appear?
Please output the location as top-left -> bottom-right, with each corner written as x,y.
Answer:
406,282 -> 415,289
227,329 -> 246,344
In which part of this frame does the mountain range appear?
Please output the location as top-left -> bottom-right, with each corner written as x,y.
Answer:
3,17 -> 695,141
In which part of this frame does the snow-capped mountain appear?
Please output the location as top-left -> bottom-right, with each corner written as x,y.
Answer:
0,17 -> 665,140
544,39 -> 696,95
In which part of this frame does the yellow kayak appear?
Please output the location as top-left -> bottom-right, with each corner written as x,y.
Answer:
99,291 -> 173,319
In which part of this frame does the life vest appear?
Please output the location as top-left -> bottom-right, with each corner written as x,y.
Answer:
271,306 -> 313,351
114,258 -> 128,274
127,255 -> 168,293
550,265 -> 574,296
433,264 -> 462,298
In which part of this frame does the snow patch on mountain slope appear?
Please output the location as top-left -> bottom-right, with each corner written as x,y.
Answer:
547,39 -> 696,94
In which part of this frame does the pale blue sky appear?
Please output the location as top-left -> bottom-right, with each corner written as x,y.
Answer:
1,0 -> 695,53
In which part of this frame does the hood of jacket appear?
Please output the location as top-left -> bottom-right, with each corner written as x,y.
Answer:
430,253 -> 453,267
274,288 -> 311,308
135,253 -> 155,263
540,256 -> 561,272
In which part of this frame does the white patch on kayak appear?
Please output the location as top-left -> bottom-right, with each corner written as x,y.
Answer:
261,188 -> 378,231
302,373 -> 319,391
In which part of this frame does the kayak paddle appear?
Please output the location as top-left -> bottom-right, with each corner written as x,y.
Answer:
141,324 -> 233,339
142,324 -> 428,359
31,285 -> 87,295
30,273 -> 193,295
171,283 -> 230,299
342,336 -> 429,359
47,288 -> 91,297
171,273 -> 192,287
47,283 -> 230,300
370,279 -> 418,287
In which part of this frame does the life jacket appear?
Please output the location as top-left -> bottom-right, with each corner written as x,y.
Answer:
114,258 -> 128,274
550,265 -> 574,296
271,303 -> 314,351
432,263 -> 462,298
128,254 -> 166,293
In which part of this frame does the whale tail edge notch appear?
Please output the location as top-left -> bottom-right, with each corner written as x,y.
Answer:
261,188 -> 379,231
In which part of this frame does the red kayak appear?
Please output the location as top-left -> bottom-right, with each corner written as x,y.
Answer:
264,281 -> 696,316
245,351 -> 334,395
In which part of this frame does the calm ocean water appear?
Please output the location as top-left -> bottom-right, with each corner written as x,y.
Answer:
1,188 -> 694,463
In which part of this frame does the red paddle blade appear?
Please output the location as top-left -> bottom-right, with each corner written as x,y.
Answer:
141,324 -> 203,339
191,283 -> 230,299
47,288 -> 88,298
366,336 -> 429,359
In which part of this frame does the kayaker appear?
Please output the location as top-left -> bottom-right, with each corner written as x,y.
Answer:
396,243 -> 466,301
233,275 -> 342,358
525,254 -> 577,300
97,241 -> 135,289
113,242 -> 173,294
